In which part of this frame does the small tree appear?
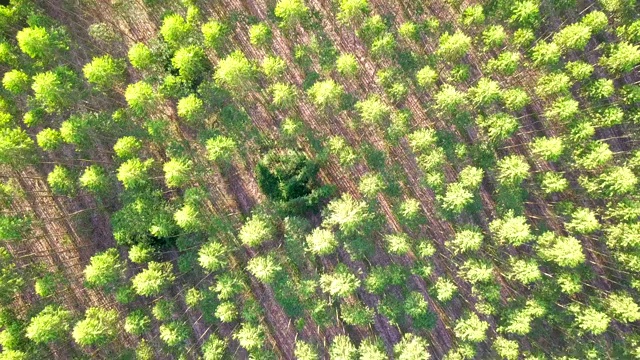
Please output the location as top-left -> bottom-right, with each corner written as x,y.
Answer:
494,337 -> 519,360
531,41 -> 561,66
215,301 -> 237,323
177,94 -> 205,123
270,83 -> 297,108
482,25 -> 506,50
341,301 -> 374,326
447,228 -> 483,254
25,305 -> 71,344
16,26 -> 61,59
198,241 -> 228,272
531,137 -> 564,161
358,172 -> 385,198
454,313 -> 489,343
476,113 -> 518,142
274,0 -> 309,27
261,55 -> 287,78
337,0 -> 369,24
72,307 -> 118,346
434,84 -> 467,113
84,248 -> 124,290
214,50 -> 255,90
163,158 -> 192,188
307,79 -> 345,109
510,0 -> 540,27
608,292 -> 640,323
536,232 -> 585,268
508,257 -> 541,285
113,136 -> 142,159
83,54 -> 125,90
79,165 -> 109,194
553,23 -> 592,51
47,165 -> 76,195
132,261 -> 175,296
416,65 -> 438,88
439,183 -> 473,214
573,306 -> 610,335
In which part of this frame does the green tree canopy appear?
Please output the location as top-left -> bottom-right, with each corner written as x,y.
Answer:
131,261 -> 175,296
25,305 -> 71,344
198,240 -> 228,272
214,50 -> 255,90
83,54 -> 126,90
72,307 -> 118,346
83,248 -> 124,290
306,79 -> 345,109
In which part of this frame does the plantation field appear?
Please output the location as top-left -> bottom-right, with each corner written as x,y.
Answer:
0,0 -> 640,359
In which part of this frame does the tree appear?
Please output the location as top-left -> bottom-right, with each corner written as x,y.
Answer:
239,214 -> 274,247
247,254 -> 282,284
503,88 -> 530,112
341,301 -> 374,326
172,45 -> 208,82
573,306 -> 610,335
394,333 -> 430,360
25,305 -> 71,344
433,277 -> 458,302
270,83 -> 297,108
128,43 -> 154,70
202,20 -> 228,49
35,128 -> 61,152
294,340 -> 319,360
510,0 -> 540,27
47,165 -> 76,195
600,42 -> 640,74
249,23 -> 272,47
482,25 -> 506,50
174,203 -> 201,231
116,158 -> 153,190
83,54 -> 125,90
454,313 -> 489,343
113,136 -> 141,159
416,65 -> 438,88
305,228 -> 338,255
476,113 -> 518,142
493,337 -> 519,360
160,14 -> 193,47
163,158 -> 192,188
206,135 -> 236,162
128,243 -> 154,263
198,241 -> 228,272
78,165 -> 109,194
439,183 -> 473,214
496,155 -> 530,187
261,55 -> 286,78
508,257 -> 541,285
566,208 -> 600,234
159,321 -> 190,347
531,41 -> 561,66
202,334 -> 226,360
72,307 -> 118,346
336,53 -> 359,77
16,26 -> 61,59
2,70 -> 29,94
531,137 -> 564,161
124,310 -> 150,335
337,0 -> 369,24
306,79 -> 344,109
437,30 -> 471,60
323,193 -> 373,235
274,0 -> 309,27
329,335 -> 357,360
490,211 -> 533,246
214,50 -> 255,90
32,67 -> 77,113
359,336 -> 387,360
319,263 -> 360,298
84,248 -> 124,290
233,323 -> 264,351
434,84 -> 467,113
0,127 -> 35,167
447,228 -> 483,254
358,172 -> 385,198
608,292 -> 640,323
152,299 -> 175,321
215,301 -> 237,323
536,232 -> 585,268
487,51 -> 520,75
125,81 -> 158,115
553,23 -> 592,51
355,95 -> 391,124
131,261 -> 175,296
